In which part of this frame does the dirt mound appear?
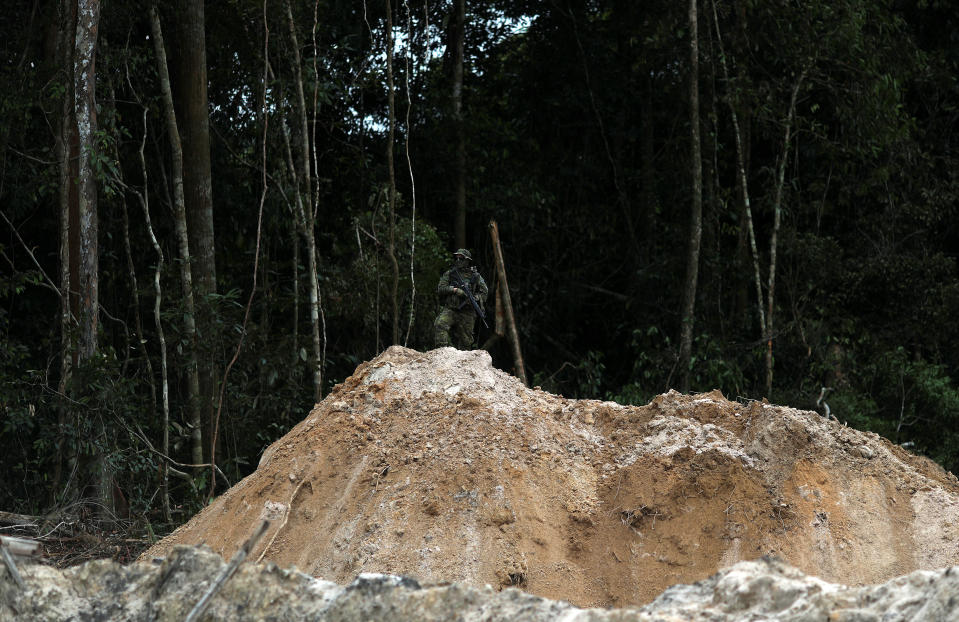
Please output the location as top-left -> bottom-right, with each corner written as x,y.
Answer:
143,346 -> 959,607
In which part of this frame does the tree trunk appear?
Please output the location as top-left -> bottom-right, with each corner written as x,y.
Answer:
53,0 -> 78,505
73,0 -> 112,520
385,0 -> 400,344
291,219 -> 299,373
283,1 -> 324,400
150,4 -> 204,466
285,0 -> 311,212
764,70 -> 806,397
711,0 -> 764,338
173,0 -> 217,462
133,101 -> 172,523
402,0 -> 418,346
640,74 -> 657,266
452,0 -> 466,249
74,0 -> 100,362
107,69 -> 169,518
679,0 -> 703,393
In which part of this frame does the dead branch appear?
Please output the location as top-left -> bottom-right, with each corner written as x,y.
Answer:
0,512 -> 39,529
184,520 -> 270,622
255,478 -> 308,563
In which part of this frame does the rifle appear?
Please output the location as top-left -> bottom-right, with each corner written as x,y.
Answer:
451,267 -> 489,329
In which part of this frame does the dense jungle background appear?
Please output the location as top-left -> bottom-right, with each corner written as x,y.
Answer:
1,0 -> 958,535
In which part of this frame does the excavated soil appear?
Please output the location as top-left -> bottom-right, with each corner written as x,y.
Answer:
143,346 -> 959,608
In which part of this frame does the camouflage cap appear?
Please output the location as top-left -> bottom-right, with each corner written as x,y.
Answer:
453,248 -> 473,261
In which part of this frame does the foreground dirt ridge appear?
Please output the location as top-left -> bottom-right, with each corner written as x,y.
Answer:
4,546 -> 959,621
143,346 -> 959,607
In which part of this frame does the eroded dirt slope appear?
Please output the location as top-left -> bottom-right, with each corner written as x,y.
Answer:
143,346 -> 959,607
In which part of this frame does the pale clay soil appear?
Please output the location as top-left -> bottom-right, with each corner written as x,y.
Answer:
143,346 -> 959,608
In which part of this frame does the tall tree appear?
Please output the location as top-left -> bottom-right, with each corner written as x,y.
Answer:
74,0 -> 101,362
386,0 -> 400,344
151,4 -> 204,466
283,0 -> 324,400
679,0 -> 703,393
67,0 -> 111,518
763,70 -> 805,397
710,0 -> 765,341
173,0 -> 218,458
451,0 -> 466,249
53,0 -> 79,502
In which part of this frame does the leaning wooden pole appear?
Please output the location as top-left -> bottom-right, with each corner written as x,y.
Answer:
489,220 -> 527,386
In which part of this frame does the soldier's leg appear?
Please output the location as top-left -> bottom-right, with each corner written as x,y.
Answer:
433,308 -> 455,347
452,311 -> 476,349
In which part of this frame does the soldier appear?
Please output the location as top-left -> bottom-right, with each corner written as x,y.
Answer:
434,249 -> 489,349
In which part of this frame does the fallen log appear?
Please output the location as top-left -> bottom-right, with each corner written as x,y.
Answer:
0,511 -> 39,529
0,535 -> 41,559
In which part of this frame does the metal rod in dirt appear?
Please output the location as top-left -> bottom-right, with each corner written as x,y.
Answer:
185,519 -> 271,622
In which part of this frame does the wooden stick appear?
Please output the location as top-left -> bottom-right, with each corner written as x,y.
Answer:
488,220 -> 528,386
1,545 -> 26,590
185,520 -> 270,622
0,535 -> 41,559
480,270 -> 506,351
494,268 -> 505,336
255,478 -> 307,563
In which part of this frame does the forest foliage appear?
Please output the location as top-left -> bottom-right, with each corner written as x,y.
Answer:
1,0 -> 958,532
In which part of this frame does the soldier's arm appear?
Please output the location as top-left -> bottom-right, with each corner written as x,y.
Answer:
475,273 -> 489,303
437,270 -> 456,296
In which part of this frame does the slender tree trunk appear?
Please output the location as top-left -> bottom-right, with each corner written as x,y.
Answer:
711,0 -> 806,398
291,220 -> 299,373
385,0 -> 400,344
108,68 -> 169,519
299,187 -> 322,401
277,90 -> 319,401
283,2 -> 324,399
704,18 -> 722,331
640,74 -> 656,266
133,102 -> 172,523
764,70 -> 806,397
53,0 -> 78,506
174,0 -> 218,462
309,0 -> 328,384
73,0 -> 110,519
711,0 -> 764,337
679,0 -> 703,393
452,0 -> 466,249
174,0 -> 216,298
285,0 -> 311,211
74,0 -> 100,362
402,0 -> 418,346
107,73 -> 153,395
150,4 -> 203,465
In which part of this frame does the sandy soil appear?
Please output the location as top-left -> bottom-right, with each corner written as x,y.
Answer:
142,346 -> 959,607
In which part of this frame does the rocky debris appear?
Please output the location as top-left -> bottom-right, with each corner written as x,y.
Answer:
3,545 -> 959,621
141,346 -> 959,608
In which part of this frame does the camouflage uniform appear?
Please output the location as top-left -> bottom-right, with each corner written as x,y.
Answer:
434,249 -> 489,349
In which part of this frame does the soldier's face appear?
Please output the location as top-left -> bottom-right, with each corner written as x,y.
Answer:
454,255 -> 469,268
